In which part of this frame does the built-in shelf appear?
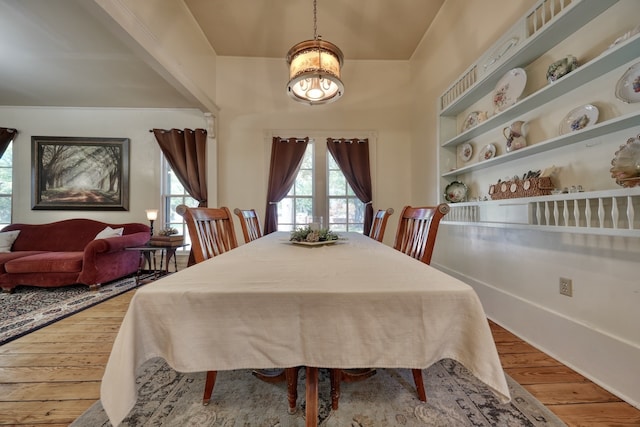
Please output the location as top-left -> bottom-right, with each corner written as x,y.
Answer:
441,32 -> 640,148
440,0 -> 619,116
443,187 -> 640,237
441,110 -> 640,177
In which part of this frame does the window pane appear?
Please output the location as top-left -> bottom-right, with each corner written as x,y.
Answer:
294,169 -> 313,195
329,198 -> 347,225
328,170 -> 346,195
300,146 -> 313,169
0,196 -> 11,224
278,197 -> 294,224
295,197 -> 312,224
0,144 -> 11,167
327,153 -> 338,170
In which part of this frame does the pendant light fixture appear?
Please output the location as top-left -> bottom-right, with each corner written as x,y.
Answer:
286,0 -> 344,105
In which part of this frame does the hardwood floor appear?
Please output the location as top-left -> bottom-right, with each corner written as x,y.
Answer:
1,288 -> 639,426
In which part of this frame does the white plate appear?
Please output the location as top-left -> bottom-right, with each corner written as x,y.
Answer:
444,181 -> 468,203
479,143 -> 496,161
559,104 -> 599,135
458,143 -> 473,162
461,111 -> 488,132
291,240 -> 338,247
493,68 -> 527,113
615,62 -> 640,104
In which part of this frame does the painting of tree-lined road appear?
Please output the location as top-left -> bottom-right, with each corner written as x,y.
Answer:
32,137 -> 129,210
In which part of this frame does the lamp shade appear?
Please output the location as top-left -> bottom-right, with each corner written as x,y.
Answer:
286,39 -> 344,105
145,209 -> 158,221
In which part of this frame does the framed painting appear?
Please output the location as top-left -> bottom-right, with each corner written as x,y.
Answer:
31,136 -> 130,210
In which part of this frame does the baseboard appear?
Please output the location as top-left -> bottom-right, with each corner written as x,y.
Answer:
433,262 -> 640,410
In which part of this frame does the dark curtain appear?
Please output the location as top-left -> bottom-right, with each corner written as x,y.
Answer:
152,128 -> 208,207
264,137 -> 309,234
327,138 -> 374,234
0,128 -> 18,159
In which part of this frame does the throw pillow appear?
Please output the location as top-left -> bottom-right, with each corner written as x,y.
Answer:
94,226 -> 125,240
0,230 -> 20,252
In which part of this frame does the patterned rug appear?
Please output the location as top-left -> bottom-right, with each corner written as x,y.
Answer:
0,276 -> 138,346
73,358 -> 566,426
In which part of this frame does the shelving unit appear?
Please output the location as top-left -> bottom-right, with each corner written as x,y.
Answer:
436,0 -> 640,236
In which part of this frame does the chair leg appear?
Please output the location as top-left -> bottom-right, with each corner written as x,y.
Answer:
285,367 -> 299,414
329,369 -> 341,410
412,368 -> 427,402
202,370 -> 217,405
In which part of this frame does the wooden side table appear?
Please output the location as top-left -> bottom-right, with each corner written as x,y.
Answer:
126,243 -> 190,284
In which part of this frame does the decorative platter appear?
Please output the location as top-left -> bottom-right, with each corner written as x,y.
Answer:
444,181 -> 468,203
615,62 -> 640,104
559,104 -> 599,135
493,68 -> 527,113
610,134 -> 640,187
458,143 -> 473,162
483,36 -> 519,72
461,111 -> 488,132
479,143 -> 496,161
291,240 -> 339,247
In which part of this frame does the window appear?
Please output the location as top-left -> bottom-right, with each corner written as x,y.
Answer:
0,142 -> 12,229
162,158 -> 198,246
277,140 -> 364,232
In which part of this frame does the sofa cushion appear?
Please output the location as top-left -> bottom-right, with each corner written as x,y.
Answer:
5,252 -> 84,274
0,230 -> 20,252
0,251 -> 46,273
94,226 -> 125,239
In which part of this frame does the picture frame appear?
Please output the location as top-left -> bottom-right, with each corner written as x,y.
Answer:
31,136 -> 130,211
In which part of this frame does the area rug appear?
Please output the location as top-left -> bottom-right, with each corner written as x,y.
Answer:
72,358 -> 566,426
0,276 -> 138,346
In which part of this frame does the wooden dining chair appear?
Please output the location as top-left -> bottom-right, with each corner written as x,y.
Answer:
393,204 -> 450,265
233,208 -> 262,243
180,206 -> 238,405
181,206 -> 238,264
330,203 -> 450,410
179,205 -> 299,411
368,208 -> 394,242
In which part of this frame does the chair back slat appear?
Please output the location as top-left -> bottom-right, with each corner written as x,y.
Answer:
393,204 -> 449,265
182,206 -> 238,263
234,208 -> 263,243
369,208 -> 394,242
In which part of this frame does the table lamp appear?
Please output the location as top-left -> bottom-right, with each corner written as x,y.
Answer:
145,209 -> 158,236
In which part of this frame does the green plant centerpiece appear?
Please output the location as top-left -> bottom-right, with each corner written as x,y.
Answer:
290,225 -> 339,243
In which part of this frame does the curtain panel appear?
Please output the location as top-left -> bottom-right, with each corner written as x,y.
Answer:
152,128 -> 208,206
326,138 -> 374,234
0,128 -> 18,159
264,137 -> 309,234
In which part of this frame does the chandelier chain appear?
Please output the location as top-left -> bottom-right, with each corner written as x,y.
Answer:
313,0 -> 318,40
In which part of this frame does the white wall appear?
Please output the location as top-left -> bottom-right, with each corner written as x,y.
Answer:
215,56 -> 413,245
2,106 -> 206,227
411,0 -> 640,407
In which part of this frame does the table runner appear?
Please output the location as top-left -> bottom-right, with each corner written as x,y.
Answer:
101,232 -> 510,425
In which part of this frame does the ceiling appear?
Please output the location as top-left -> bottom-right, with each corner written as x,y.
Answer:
0,0 -> 444,109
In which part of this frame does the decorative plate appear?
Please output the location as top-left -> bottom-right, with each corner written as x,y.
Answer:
559,104 -> 599,135
608,25 -> 640,49
479,143 -> 496,161
493,68 -> 527,113
610,134 -> 640,187
615,62 -> 640,104
458,143 -> 473,162
483,37 -> 519,72
291,240 -> 339,247
444,181 -> 468,203
461,111 -> 488,132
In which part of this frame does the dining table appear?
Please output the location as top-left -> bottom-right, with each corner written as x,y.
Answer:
100,231 -> 510,426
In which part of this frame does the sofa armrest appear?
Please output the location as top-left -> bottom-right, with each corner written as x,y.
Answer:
85,231 -> 151,254
79,231 -> 151,285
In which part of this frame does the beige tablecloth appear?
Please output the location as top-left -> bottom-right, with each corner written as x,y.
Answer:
101,232 -> 510,425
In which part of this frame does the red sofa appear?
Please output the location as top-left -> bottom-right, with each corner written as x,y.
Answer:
0,219 -> 150,293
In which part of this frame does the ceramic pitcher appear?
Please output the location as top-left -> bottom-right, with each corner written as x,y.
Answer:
503,120 -> 527,152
